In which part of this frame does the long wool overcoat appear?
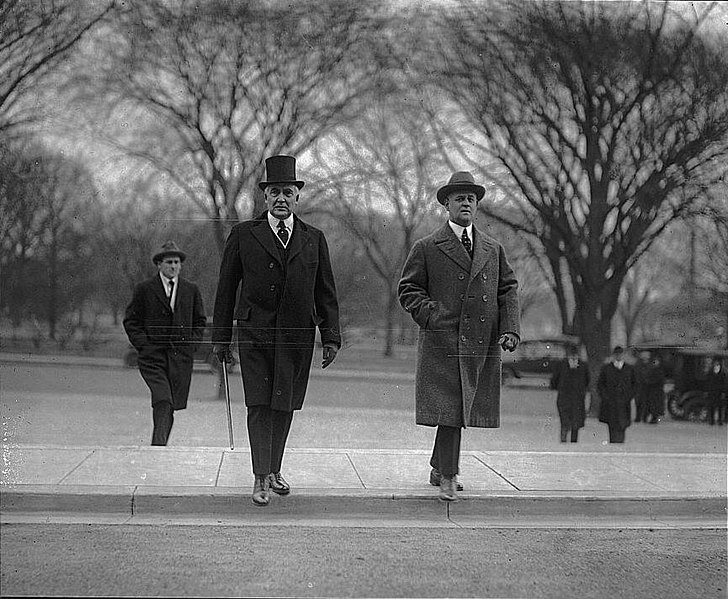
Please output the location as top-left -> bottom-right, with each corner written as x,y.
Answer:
398,223 -> 520,428
123,276 -> 206,410
212,212 -> 340,412
550,360 -> 589,429
597,362 -> 637,430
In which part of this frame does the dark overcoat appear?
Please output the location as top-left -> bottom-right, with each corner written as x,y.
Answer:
550,360 -> 589,429
634,360 -> 666,416
123,276 -> 206,410
212,212 -> 340,412
597,362 -> 637,430
398,223 -> 520,428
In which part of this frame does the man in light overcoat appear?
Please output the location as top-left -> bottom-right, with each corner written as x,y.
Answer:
398,171 -> 520,501
212,155 -> 341,506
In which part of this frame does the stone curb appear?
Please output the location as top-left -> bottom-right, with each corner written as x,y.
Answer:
2,486 -> 725,522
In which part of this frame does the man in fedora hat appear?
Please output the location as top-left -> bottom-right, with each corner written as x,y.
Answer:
124,241 -> 206,446
398,171 -> 520,501
212,155 -> 341,506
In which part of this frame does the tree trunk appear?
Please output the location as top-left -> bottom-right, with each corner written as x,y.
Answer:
48,238 -> 58,341
383,286 -> 397,357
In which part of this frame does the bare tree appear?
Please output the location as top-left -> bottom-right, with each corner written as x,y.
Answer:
425,0 -> 728,411
72,0 -> 388,252
0,0 -> 116,140
307,99 -> 446,355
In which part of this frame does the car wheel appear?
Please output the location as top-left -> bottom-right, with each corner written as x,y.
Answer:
666,391 -> 685,419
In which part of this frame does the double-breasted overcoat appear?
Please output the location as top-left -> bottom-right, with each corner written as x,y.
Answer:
212,212 -> 340,412
123,276 -> 206,410
398,223 -> 520,428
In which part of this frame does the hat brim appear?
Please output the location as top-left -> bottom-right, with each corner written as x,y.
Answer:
153,251 -> 186,263
258,180 -> 305,191
436,183 -> 485,205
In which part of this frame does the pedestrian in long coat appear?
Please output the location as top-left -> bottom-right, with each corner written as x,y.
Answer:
399,171 -> 520,502
550,345 -> 589,443
597,346 -> 637,443
123,241 -> 206,446
212,155 -> 341,507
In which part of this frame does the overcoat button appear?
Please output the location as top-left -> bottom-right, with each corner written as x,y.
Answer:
270,285 -> 276,291
478,339 -> 484,344
482,295 -> 487,301
269,262 -> 275,269
458,273 -> 465,280
276,390 -> 282,395
461,335 -> 467,342
480,315 -> 486,322
482,274 -> 487,280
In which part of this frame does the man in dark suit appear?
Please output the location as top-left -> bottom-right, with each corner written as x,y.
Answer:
550,344 -> 589,443
597,346 -> 637,443
212,155 -> 341,507
123,241 -> 207,446
398,171 -> 520,502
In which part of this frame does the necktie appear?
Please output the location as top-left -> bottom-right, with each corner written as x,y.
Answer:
168,280 -> 174,309
461,229 -> 472,257
277,220 -> 289,245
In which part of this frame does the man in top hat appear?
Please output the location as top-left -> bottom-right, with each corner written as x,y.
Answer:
398,171 -> 520,502
124,241 -> 207,446
212,155 -> 341,506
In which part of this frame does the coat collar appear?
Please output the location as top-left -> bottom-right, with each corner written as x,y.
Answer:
251,212 -> 309,264
433,222 -> 495,278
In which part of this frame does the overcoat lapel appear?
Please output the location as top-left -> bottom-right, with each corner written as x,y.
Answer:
153,276 -> 172,314
251,217 -> 283,264
434,224 -> 471,272
285,216 -> 309,264
470,226 -> 495,281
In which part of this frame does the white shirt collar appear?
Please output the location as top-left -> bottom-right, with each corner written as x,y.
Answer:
160,273 -> 177,287
268,212 -> 294,232
448,220 -> 473,239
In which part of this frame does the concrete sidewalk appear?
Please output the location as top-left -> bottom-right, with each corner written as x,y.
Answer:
1,445 -> 725,526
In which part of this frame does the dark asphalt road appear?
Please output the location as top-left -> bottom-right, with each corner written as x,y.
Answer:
1,523 -> 725,598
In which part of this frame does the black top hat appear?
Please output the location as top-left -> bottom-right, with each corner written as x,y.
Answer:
152,240 -> 187,264
258,155 -> 305,191
436,171 -> 485,205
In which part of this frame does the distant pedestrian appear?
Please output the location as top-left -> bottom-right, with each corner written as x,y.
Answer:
597,346 -> 637,443
550,344 -> 589,443
705,357 -> 727,426
634,350 -> 666,424
212,155 -> 341,507
123,241 -> 206,446
398,170 -> 520,502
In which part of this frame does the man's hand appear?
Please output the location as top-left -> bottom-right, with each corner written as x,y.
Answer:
498,333 -> 519,352
322,345 -> 338,369
214,344 -> 234,364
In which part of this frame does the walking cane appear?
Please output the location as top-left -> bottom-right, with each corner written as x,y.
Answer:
221,358 -> 235,450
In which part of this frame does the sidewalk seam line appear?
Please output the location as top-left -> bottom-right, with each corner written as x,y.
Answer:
214,452 -> 225,487
472,453 -> 521,491
57,449 -> 96,485
345,453 -> 366,489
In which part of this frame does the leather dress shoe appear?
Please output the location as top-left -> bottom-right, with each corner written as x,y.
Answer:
268,472 -> 290,495
439,476 -> 459,502
252,474 -> 270,506
429,468 -> 463,491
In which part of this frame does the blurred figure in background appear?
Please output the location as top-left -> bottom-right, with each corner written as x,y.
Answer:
634,350 -> 666,424
597,346 -> 637,443
123,241 -> 206,446
706,357 -> 727,426
550,344 -> 589,443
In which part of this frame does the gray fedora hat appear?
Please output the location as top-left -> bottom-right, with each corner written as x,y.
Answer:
436,171 -> 485,205
152,240 -> 187,264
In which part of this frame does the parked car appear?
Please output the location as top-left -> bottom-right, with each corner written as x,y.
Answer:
123,319 -> 238,373
501,336 -> 582,382
664,347 -> 728,422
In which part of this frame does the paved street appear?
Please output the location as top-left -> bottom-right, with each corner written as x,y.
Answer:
1,524 -> 726,598
2,360 -> 726,454
1,356 -> 726,599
